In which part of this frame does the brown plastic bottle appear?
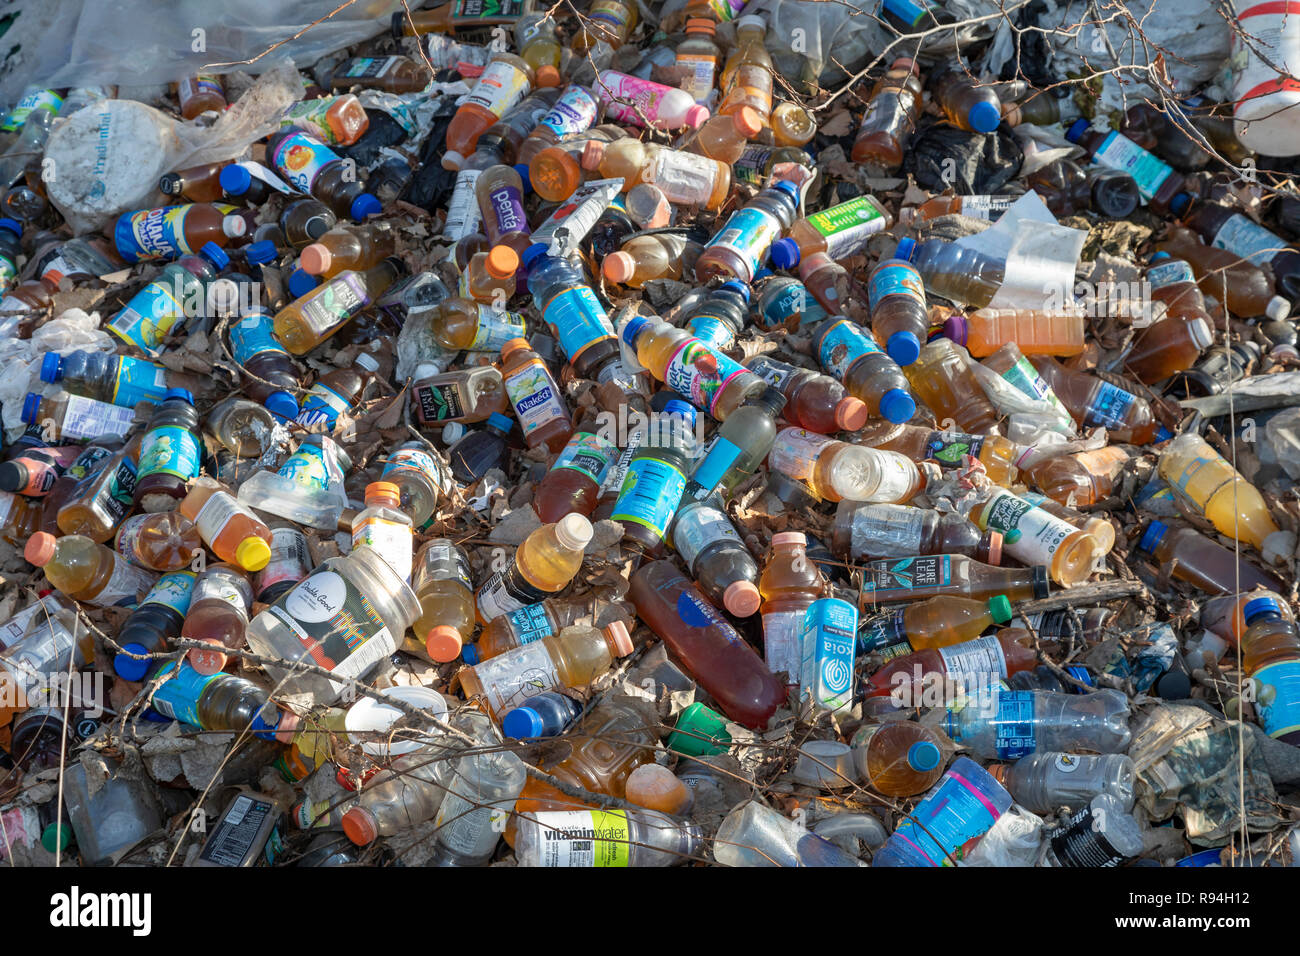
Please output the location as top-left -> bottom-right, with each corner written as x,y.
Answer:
280,198 -> 337,249
1125,316 -> 1214,383
572,0 -> 639,52
0,491 -> 43,547
114,512 -> 201,571
830,501 -> 1001,564
39,437 -> 126,535
861,594 -> 1014,654
329,56 -> 431,94
298,222 -> 396,278
528,124 -> 627,202
273,259 -> 402,354
57,434 -> 143,542
442,53 -> 535,170
463,246 -> 518,303
858,553 -> 1050,608
499,338 -> 572,453
181,564 -> 254,675
1028,356 -> 1159,444
862,421 -> 1022,486
394,0 -> 526,35
905,339 -> 1002,435
1146,251 -> 1214,323
1026,446 -> 1131,508
470,597 -> 591,663
676,17 -> 721,106
930,71 -> 1003,134
945,309 -> 1087,358
742,354 -> 869,434
534,431 -> 617,523
688,108 -> 763,165
602,233 -> 690,287
159,162 -> 229,203
178,75 -> 227,119
1136,520 -> 1284,596
852,59 -> 922,168
758,532 -> 828,684
1154,226 -> 1279,318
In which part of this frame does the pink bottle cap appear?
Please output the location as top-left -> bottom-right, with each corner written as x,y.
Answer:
24,532 -> 56,566
835,397 -> 869,431
299,243 -> 332,275
605,620 -> 634,657
684,104 -> 710,129
772,531 -> 807,548
580,139 -> 607,171
723,580 -> 761,617
603,251 -> 636,284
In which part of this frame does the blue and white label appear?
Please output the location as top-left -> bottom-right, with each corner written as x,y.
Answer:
612,456 -> 686,539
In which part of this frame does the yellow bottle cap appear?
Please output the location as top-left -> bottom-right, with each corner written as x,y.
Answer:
236,536 -> 272,572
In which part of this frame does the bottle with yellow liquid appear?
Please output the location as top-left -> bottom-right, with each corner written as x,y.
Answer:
857,594 -> 1013,655
273,259 -> 403,354
573,0 -> 639,52
410,538 -> 475,663
964,487 -> 1100,587
1240,596 -> 1300,744
716,15 -> 773,132
430,296 -> 528,352
1158,432 -> 1280,551
476,514 -> 593,622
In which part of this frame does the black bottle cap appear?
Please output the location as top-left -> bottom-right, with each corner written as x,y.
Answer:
1154,668 -> 1192,700
1030,566 -> 1050,599
751,386 -> 787,415
0,460 -> 26,492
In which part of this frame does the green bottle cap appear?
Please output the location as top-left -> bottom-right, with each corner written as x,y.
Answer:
666,702 -> 732,757
41,821 -> 70,853
989,594 -> 1013,624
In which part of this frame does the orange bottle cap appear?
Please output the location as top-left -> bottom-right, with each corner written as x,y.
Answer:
602,251 -> 636,284
532,148 -> 582,202
605,619 -> 634,657
500,337 -> 530,358
835,397 -> 869,431
985,530 -> 1004,566
686,17 -> 716,32
188,642 -> 229,675
426,625 -> 464,662
342,806 -> 378,845
772,531 -> 806,548
535,65 -> 562,88
486,244 -> 519,278
723,580 -> 761,617
732,106 -> 762,138
299,243 -> 332,275
25,532 -> 56,566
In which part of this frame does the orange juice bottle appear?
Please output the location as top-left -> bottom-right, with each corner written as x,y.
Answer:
944,309 -> 1087,357
1158,432 -> 1280,551
758,531 -> 827,683
178,476 -> 273,573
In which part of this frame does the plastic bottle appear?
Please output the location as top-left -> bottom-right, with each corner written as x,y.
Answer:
218,161 -> 293,206
133,388 -> 202,508
1026,446 -> 1130,508
988,752 -> 1136,814
329,55 -> 430,93
244,546 -> 421,702
670,496 -> 760,616
515,13 -> 563,87
463,245 -> 518,303
39,351 -> 169,410
1155,226 -> 1282,319
852,59 -> 923,168
683,386 -> 785,502
180,564 -> 255,675
394,0 -> 528,36
756,532 -> 828,682
107,243 -> 229,355
769,195 -> 893,271
516,807 -> 702,867
274,260 -> 401,354
255,524 -> 313,604
534,431 -> 617,522
716,14 -> 773,128
350,481 -> 414,584
863,628 -> 1038,699
768,427 -> 930,503
872,756 -> 1012,866
862,259 -> 927,365
178,74 -> 226,118
944,308 -> 1087,359
771,101 -> 817,146
476,513 -> 593,622
443,53 -> 535,170
898,194 -> 1017,224
602,233 -> 690,287
696,180 -> 800,284
965,486 -> 1100,588
474,164 -> 532,258
620,315 -> 764,420
19,391 -> 136,446
742,356 -> 866,434
178,476 -> 273,572
862,422 -> 1022,486
574,0 -> 639,51
1157,432 -> 1280,551
469,597 -> 592,664
713,800 -> 862,866
629,560 -> 785,728
447,413 -> 514,484
265,127 -> 382,222
612,400 -> 696,555
1043,792 -> 1145,867
522,244 -> 619,377
1135,520 -> 1283,595
1028,356 -> 1159,444
595,70 -> 709,131
429,727 -> 526,866
24,532 -> 156,608
298,222 -> 395,279
339,742 -> 454,844
111,571 -> 197,681
113,512 -> 200,571
517,85 -> 600,172
859,553 -> 1050,607
931,70 -> 1003,133
799,252 -> 863,318
226,310 -> 301,419
527,124 -> 625,203
733,143 -> 813,188
55,435 -> 142,542
854,721 -> 954,797
1184,201 -> 1300,301
149,660 -> 289,740
1227,0 -> 1300,153
676,17 -> 721,105
942,687 -> 1132,759
1240,596 -> 1300,744
0,447 -> 79,497
858,594 -> 1013,656
279,198 -> 337,249
411,538 -> 475,662
893,236 -> 1004,309
809,315 -> 916,423
413,366 -> 510,428
110,204 -> 245,264
1064,119 -> 1192,216
430,296 -> 529,352
583,138 -> 731,210
461,620 -> 633,717
236,434 -> 353,531
499,337 -> 572,453
280,93 -> 370,147
831,502 -> 998,564
1025,159 -> 1139,219
0,594 -> 88,726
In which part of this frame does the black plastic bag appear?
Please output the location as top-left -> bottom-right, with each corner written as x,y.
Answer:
904,120 -> 1024,195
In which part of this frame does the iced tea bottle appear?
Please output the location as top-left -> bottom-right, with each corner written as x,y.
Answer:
800,252 -> 864,319
1064,119 -> 1191,216
329,56 -> 431,94
265,128 -> 383,222
965,487 -> 1100,587
1029,356 -> 1159,444
475,164 -> 532,259
859,553 -> 1050,607
931,70 -> 1002,133
1146,251 -> 1212,322
179,477 -> 273,572
56,435 -> 143,542
470,597 -> 591,663
1154,226 -> 1282,318
499,337 -> 572,453
159,162 -> 229,203
676,17 -> 721,105
771,101 -> 816,146
862,422 -> 1022,486
980,342 -> 1074,427
1027,446 -> 1131,508
1157,432 -> 1279,550
0,490 -> 46,547
1025,159 -> 1139,219
716,14 -> 773,129
857,594 -> 1013,655
868,258 -> 929,366
412,366 -> 509,426
534,431 -> 617,523
582,138 -> 731,210
181,564 -> 254,675
945,309 -> 1087,357
410,538 -> 475,662
476,514 -> 593,622
863,628 -> 1038,698
463,246 -> 518,303
905,339 -> 1001,434
134,389 -> 202,508
430,296 -> 528,352
573,0 -> 639,51
178,75 -> 226,119
114,512 -> 201,572
281,93 -> 370,147
1135,521 -> 1283,595
442,53 -> 534,170
671,496 -> 761,616
1125,315 -> 1214,384
769,428 -> 929,503
381,442 -> 454,527
758,532 -> 828,682
39,438 -> 125,533
298,222 -> 396,278
280,198 -> 337,249
25,532 -> 156,607
272,259 -> 402,354
515,13 -> 563,87
830,501 -> 998,563
296,355 -> 380,432
351,481 -> 414,583
1240,596 -> 1300,744
768,195 -> 893,271
852,58 -> 922,168
602,233 -> 690,287
855,722 -> 954,797
742,355 -> 869,435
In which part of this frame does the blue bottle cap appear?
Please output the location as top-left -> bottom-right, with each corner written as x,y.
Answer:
720,279 -> 751,303
250,710 -> 281,741
768,238 -> 800,270
968,100 -> 1002,134
502,706 -> 544,739
0,217 -> 22,237
521,243 -> 549,269
20,392 -> 40,423
513,163 -> 532,195
487,412 -> 514,433
39,352 -> 63,383
1155,424 -> 1173,443
753,267 -> 774,282
245,239 -> 278,265
288,268 -> 320,298
1137,520 -> 1166,553
461,643 -> 479,665
219,164 -> 253,196
664,399 -> 696,427
1244,596 -> 1283,625
894,236 -> 917,262
1169,192 -> 1192,217
621,315 -> 649,345
887,330 -> 921,366
164,387 -> 195,404
265,390 -> 299,421
907,741 -> 942,772
1148,251 -> 1170,264
200,241 -> 230,270
1065,117 -> 1091,143
350,193 -> 383,221
772,180 -> 800,199
879,388 -> 916,424
114,643 -> 152,682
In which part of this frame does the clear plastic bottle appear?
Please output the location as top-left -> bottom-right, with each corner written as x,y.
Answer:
516,807 -> 702,867
178,476 -> 273,572
134,388 -> 202,508
279,198 -> 337,249
443,53 -> 535,170
38,351 -> 169,410
522,244 -> 620,377
430,725 -> 526,866
1155,226 -> 1282,319
862,422 -> 1022,486
1029,356 -> 1159,444
768,427 -> 930,503
612,400 -> 696,556
831,502 -> 996,563
769,196 -> 893,271
893,236 -> 1004,309
716,14 -> 773,129
943,688 -> 1132,759
298,222 -> 396,278
107,243 -> 229,355
988,752 -> 1136,814
1135,520 -> 1283,595
595,70 -> 709,131
1158,432 -> 1280,551
339,743 -> 454,845
515,13 -> 563,87
273,259 -> 402,354
0,594 -> 88,726
181,564 -> 254,676
24,532 -> 156,608
853,721 -> 955,796
670,496 -> 760,616
931,70 -> 1003,133
676,17 -> 721,105
528,124 -> 625,203
573,0 -> 639,51
1042,792 -> 1144,867
227,310 -> 301,419
499,337 -> 572,453
683,386 -> 785,502
411,538 -> 475,662
620,314 -> 765,420
859,553 -> 1050,607
329,55 -> 431,94
255,524 -> 313,604
601,233 -> 689,287
945,309 -> 1087,358
149,660 -> 289,739
965,486 -> 1100,587
447,414 -> 514,484
351,481 -> 413,583
583,138 -> 731,210
237,434 -> 353,531
114,511 -> 200,571
517,85 -> 600,172
852,59 -> 922,168
872,756 -> 1011,866
757,532 -> 828,682
696,180 -> 800,283
1027,446 -> 1131,508
857,594 -> 1012,656
476,513 -> 593,622
863,627 -> 1038,699
902,339 -> 1001,435
534,431 -> 616,523
809,315 -> 916,423
469,597 -> 592,664
19,391 -> 137,446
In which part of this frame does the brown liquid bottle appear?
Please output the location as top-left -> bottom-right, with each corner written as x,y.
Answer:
861,421 -> 1022,486
758,532 -> 828,684
1028,357 -> 1159,444
533,431 -> 617,523
329,56 -> 431,94
298,222 -> 396,278
852,58 -> 922,168
858,553 -> 1050,608
1026,446 -> 1131,508
742,355 -> 869,435
159,162 -> 229,204
930,70 -> 1003,134
1155,226 -> 1280,319
905,339 -> 1002,435
411,366 -> 509,426
1124,314 -> 1214,384
178,75 -> 226,119
57,434 -> 143,542
1135,520 -> 1285,596
392,0 -> 526,35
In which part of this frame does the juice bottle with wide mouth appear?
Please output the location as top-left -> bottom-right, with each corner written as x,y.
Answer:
179,476 -> 273,573
411,366 -> 509,426
716,15 -> 773,131
181,564 -> 254,675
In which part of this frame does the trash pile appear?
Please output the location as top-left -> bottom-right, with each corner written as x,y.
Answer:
0,0 -> 1297,868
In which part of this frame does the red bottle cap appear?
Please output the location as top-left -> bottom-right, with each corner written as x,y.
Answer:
342,806 -> 378,846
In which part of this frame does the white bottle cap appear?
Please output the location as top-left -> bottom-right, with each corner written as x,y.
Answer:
1188,317 -> 1214,350
413,362 -> 439,381
1266,295 -> 1290,321
356,352 -> 380,372
554,513 -> 594,552
442,421 -> 466,445
1196,630 -> 1227,665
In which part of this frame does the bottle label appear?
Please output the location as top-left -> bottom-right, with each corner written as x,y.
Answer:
151,660 -> 217,725
762,609 -> 806,683
587,0 -> 631,30
138,425 -> 202,482
954,194 -> 1015,220
445,169 -> 484,241
938,635 -> 1009,683
1146,258 -> 1196,289
256,527 -> 313,597
664,338 -> 747,417
676,53 -> 717,105
271,131 -> 338,193
674,587 -> 748,646
1252,660 -> 1300,740
414,539 -> 473,592
434,791 -> 509,857
462,58 -> 530,119
470,306 -> 528,351
276,440 -> 331,490
672,505 -> 740,567
485,183 -> 529,237
139,570 -> 197,617
997,355 -> 1071,420
1,89 -> 62,132
103,456 -> 139,525
114,514 -> 156,566
111,357 -> 169,408
352,516 -> 413,582
760,280 -> 829,330
848,503 -> 925,558
227,161 -> 293,196
95,554 -> 157,608
194,491 -> 251,545
192,569 -> 253,610
180,76 -> 223,102
612,456 -> 687,538
58,395 -> 138,442
651,150 -> 719,205
453,0 -> 526,18
1092,130 -> 1172,201
230,314 -> 290,363
268,568 -> 396,685
988,690 -> 1036,758
867,261 -> 925,312
598,73 -> 673,126
1085,382 -> 1136,430
114,206 -> 196,262
414,381 -> 465,423
856,606 -> 907,654
1047,802 -> 1128,867
544,286 -> 616,364
296,383 -> 351,431
281,98 -> 350,145
888,765 -> 1002,865
857,88 -> 916,141
506,603 -> 554,645
702,206 -> 781,278
382,446 -> 454,497
551,432 -> 614,484
688,435 -> 743,497
817,318 -> 880,381
811,196 -> 890,260
469,639 -> 560,712
799,598 -> 857,711
769,428 -> 833,482
342,56 -> 402,79
109,279 -> 187,355
926,431 -> 986,468
745,355 -> 797,390
539,85 -> 599,138
478,564 -> 553,621
685,316 -> 734,350
1210,213 -> 1283,267
860,555 -> 952,603
527,810 -> 631,866
299,272 -> 370,336
503,358 -> 567,439
978,489 -> 1075,566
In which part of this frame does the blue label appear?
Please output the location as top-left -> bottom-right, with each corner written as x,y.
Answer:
1254,660 -> 1300,739
507,604 -> 554,645
138,425 -> 202,482
296,383 -> 350,430
612,456 -> 687,538
883,0 -> 937,25
109,278 -> 188,354
703,206 -> 782,278
1086,382 -> 1136,430
113,206 -> 196,262
760,279 -> 828,330
888,761 -> 1002,865
799,598 -> 857,711
111,356 -> 169,408
868,261 -> 926,311
141,571 -> 198,617
686,315 -> 734,350
989,691 -> 1036,759
818,318 -> 880,381
278,440 -> 331,490
151,660 -> 218,727
229,313 -> 290,364
544,286 -> 616,363
689,436 -> 743,494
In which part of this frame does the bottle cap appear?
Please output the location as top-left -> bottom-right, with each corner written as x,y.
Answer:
502,705 -> 545,739
365,479 -> 401,500
988,594 -> 1013,624
304,214 -> 331,241
535,65 -> 561,88
1148,251 -> 1170,264
442,150 -> 466,171
663,399 -> 696,428
487,244 -> 519,278
236,536 -> 272,572
685,17 -> 716,32
1155,424 -> 1173,443
684,104 -> 710,129
1169,192 -> 1192,217
1030,566 -> 1050,599
40,821 -> 69,854
769,238 -> 800,269
941,314 -> 968,346
265,390 -> 299,422
20,392 -> 40,424
621,314 -> 649,345
113,642 -> 152,682
0,217 -> 21,238
984,530 -> 1003,566
736,14 -> 767,30
1188,317 -> 1213,350
342,806 -> 378,846
158,172 -> 184,195
1266,295 -> 1291,321
907,740 -> 942,772
554,513 -> 594,552
39,352 -> 62,383
201,242 -> 230,270
986,763 -> 1008,786
1065,117 -> 1091,143
425,625 -> 464,663
501,337 -> 530,360
299,243 -> 332,274
521,243 -> 549,270
887,330 -> 921,366
605,620 -> 634,656
221,216 -> 247,239
772,531 -> 806,548
245,239 -> 278,265
350,193 -> 382,221
443,421 -> 467,445
461,642 -> 479,665
834,397 -> 869,431
723,580 -> 761,617
602,250 -> 636,284
719,280 -> 751,303
968,101 -> 1001,134
1244,596 -> 1283,625
0,461 -> 25,492
894,237 -> 917,261
486,412 -> 514,434
772,180 -> 800,200
162,387 -> 195,406
732,105 -> 762,138
1155,667 -> 1191,700
666,702 -> 732,757
355,352 -> 381,373
288,268 -> 320,298
1137,520 -> 1167,553
580,139 -> 607,171
219,163 -> 253,195
879,388 -> 916,424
